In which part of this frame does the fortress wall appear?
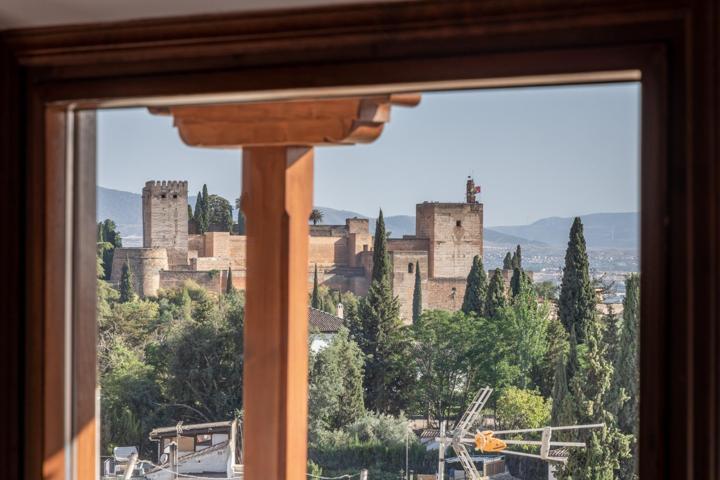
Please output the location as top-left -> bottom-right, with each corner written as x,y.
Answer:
425,277 -> 467,314
193,256 -> 232,271
110,247 -> 169,297
228,236 -> 247,269
188,234 -> 205,257
416,203 -> 483,279
159,270 -> 223,294
205,232 -> 230,258
309,236 -> 348,267
347,232 -> 373,267
388,238 -> 430,252
390,251 -> 429,324
142,181 -> 189,264
346,218 -> 369,234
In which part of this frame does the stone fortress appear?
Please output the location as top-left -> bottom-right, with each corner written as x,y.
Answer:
111,178 -> 486,323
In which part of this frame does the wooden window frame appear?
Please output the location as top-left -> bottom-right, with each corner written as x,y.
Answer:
0,1 -> 717,478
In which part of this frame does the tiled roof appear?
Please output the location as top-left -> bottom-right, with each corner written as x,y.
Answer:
308,307 -> 343,333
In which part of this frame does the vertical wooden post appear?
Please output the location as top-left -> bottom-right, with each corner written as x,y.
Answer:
242,146 -> 313,480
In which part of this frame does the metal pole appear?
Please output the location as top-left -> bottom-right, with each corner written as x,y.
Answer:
170,441 -> 178,479
406,427 -> 409,480
438,421 -> 446,480
122,453 -> 138,480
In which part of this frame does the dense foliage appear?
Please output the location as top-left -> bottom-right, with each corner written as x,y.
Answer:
98,214 -> 639,479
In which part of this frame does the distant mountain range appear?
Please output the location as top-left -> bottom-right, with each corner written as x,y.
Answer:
489,212 -> 638,249
97,186 -> 638,250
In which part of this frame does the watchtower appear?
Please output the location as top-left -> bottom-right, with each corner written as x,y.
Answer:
415,179 -> 483,278
142,180 -> 189,266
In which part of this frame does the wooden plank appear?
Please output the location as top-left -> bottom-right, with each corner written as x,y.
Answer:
242,147 -> 313,480
72,109 -> 98,480
43,106 -> 68,480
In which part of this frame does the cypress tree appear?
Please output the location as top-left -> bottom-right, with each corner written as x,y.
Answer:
226,266 -> 234,294
503,252 -> 513,270
461,255 -> 487,316
201,184 -> 210,233
513,244 -> 522,269
510,267 -> 522,297
485,268 -> 506,319
551,351 -> 576,441
371,209 -> 390,284
559,217 -> 596,343
611,274 -> 640,480
97,222 -> 105,243
566,325 -> 580,383
357,276 -> 414,414
187,204 -> 193,221
311,264 -> 321,309
194,191 -> 205,233
562,310 -> 631,480
119,261 -> 135,303
412,261 -> 422,324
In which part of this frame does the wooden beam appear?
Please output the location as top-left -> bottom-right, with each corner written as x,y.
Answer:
151,94 -> 419,147
241,147 -> 313,480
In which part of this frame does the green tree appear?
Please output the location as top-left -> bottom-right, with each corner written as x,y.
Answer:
503,252 -> 513,270
412,310 -> 478,422
202,184 -> 209,213
206,194 -> 233,232
97,219 -> 122,280
496,387 -> 550,431
561,311 -> 631,480
100,338 -> 164,456
371,209 -> 391,284
309,208 -> 324,225
533,281 -> 559,301
535,316 -> 569,397
485,268 -> 506,319
559,217 -> 596,343
499,289 -> 550,389
226,266 -> 234,294
312,264 -> 321,310
164,290 -> 245,422
513,244 -> 522,269
461,255 -> 487,316
412,261 -> 422,324
193,190 -> 206,234
510,267 -> 527,297
610,274 -> 640,480
119,261 -> 135,303
550,351 -> 575,441
356,277 -> 415,414
309,328 -> 365,435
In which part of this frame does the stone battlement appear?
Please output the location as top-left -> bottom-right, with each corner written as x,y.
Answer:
145,180 -> 189,188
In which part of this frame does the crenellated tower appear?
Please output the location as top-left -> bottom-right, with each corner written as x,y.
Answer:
142,180 -> 189,266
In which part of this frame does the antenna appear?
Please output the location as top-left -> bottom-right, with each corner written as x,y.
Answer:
435,387 -> 604,479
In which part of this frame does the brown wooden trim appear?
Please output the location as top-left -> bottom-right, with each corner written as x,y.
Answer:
42,105 -> 68,480
0,0 -> 717,478
71,109 -> 97,480
0,0 -> 687,69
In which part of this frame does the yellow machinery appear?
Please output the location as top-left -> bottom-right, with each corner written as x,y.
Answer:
435,387 -> 604,480
473,431 -> 507,453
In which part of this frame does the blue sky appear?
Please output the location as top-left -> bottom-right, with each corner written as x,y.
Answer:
98,82 -> 640,226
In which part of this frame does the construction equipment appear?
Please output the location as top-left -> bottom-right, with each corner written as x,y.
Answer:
435,387 -> 603,480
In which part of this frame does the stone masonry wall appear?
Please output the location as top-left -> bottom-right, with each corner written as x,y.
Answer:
159,270 -> 223,294
391,251 -> 429,324
110,247 -> 169,297
142,181 -> 189,266
415,202 -> 483,279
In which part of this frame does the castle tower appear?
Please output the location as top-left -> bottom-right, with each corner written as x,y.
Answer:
415,178 -> 483,278
142,180 -> 189,266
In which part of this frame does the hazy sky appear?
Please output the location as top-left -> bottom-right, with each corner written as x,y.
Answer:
98,83 -> 640,226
